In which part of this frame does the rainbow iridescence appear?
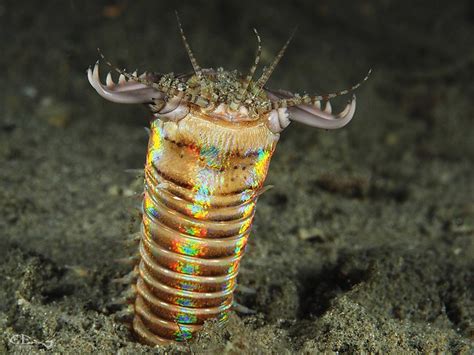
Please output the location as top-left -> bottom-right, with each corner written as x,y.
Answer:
246,148 -> 271,188
147,120 -> 164,162
172,238 -> 201,257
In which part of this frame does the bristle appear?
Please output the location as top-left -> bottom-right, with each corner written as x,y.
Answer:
236,284 -> 257,294
255,185 -> 274,197
122,233 -> 141,247
110,286 -> 137,306
115,304 -> 135,323
233,301 -> 256,314
116,254 -> 140,266
112,267 -> 139,284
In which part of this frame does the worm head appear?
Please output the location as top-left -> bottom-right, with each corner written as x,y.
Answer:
87,25 -> 369,134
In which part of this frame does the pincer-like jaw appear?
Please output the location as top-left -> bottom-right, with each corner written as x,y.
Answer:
286,95 -> 356,130
265,89 -> 356,133
87,62 -> 164,104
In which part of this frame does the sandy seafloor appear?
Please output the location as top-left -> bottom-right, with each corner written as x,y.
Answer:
0,1 -> 473,353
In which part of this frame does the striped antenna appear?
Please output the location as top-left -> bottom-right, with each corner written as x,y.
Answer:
255,29 -> 296,90
175,12 -> 204,81
238,28 -> 262,102
275,68 -> 372,108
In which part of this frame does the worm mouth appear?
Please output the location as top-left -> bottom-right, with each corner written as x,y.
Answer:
201,103 -> 259,123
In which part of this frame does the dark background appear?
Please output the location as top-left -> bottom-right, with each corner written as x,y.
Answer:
0,0 -> 473,353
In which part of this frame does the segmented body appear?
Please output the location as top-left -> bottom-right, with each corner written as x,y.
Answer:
88,19 -> 367,346
133,109 -> 276,344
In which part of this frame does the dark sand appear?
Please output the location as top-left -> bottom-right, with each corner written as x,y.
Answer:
1,1 -> 473,353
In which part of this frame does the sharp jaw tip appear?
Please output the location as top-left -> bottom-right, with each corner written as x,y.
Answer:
324,101 -> 332,114
106,72 -> 114,87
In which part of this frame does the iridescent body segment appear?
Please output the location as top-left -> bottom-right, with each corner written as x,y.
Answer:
88,20 -> 367,346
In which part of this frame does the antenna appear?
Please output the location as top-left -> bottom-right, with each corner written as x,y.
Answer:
238,29 -> 262,102
255,28 -> 296,90
175,11 -> 204,81
274,69 -> 372,109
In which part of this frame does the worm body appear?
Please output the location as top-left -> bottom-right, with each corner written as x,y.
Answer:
134,109 -> 276,344
88,22 -> 367,346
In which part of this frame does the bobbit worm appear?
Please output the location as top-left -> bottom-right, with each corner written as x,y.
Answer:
87,19 -> 369,346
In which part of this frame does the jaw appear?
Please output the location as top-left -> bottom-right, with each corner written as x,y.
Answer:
87,62 -> 163,104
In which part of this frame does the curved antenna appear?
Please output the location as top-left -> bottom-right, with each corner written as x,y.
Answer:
255,29 -> 296,91
175,11 -> 204,81
274,69 -> 372,109
238,28 -> 262,103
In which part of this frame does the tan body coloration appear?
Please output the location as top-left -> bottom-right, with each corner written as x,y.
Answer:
133,107 -> 278,345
